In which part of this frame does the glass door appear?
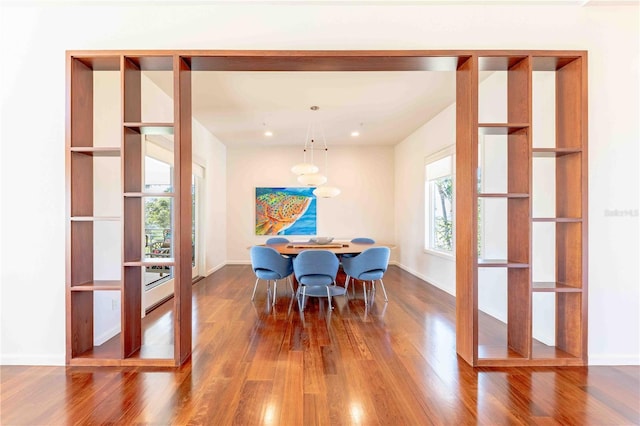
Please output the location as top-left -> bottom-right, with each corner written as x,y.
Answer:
144,155 -> 174,289
191,162 -> 204,279
143,136 -> 203,311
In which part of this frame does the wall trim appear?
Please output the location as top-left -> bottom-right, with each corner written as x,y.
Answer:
206,262 -> 227,276
395,262 -> 455,297
225,260 -> 252,266
588,355 -> 640,366
1,354 -> 65,366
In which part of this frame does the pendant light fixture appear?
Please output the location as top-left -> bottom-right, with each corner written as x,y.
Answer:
291,106 -> 340,197
291,106 -> 320,176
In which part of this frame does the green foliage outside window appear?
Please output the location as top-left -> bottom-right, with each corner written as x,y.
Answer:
145,197 -> 171,230
434,176 -> 453,252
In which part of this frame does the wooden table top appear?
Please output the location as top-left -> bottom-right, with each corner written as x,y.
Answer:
263,241 -> 394,256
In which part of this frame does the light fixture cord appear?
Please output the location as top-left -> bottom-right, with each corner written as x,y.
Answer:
310,121 -> 315,166
320,124 -> 329,177
303,121 -> 311,163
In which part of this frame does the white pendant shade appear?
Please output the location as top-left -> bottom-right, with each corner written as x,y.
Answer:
291,162 -> 319,175
313,186 -> 341,198
298,173 -> 327,186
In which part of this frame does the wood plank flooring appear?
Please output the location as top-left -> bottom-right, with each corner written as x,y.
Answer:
2,265 -> 639,425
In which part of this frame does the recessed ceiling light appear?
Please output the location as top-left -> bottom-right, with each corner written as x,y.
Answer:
264,130 -> 273,137
351,131 -> 360,137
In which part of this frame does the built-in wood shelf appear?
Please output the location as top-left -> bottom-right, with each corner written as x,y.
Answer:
69,335 -> 176,367
531,344 -> 582,362
70,147 -> 121,156
532,148 -> 582,157
532,282 -> 582,292
70,216 -> 121,221
123,122 -> 174,135
478,123 -> 529,135
73,55 -> 121,71
531,217 -> 582,223
66,50 -> 586,369
462,52 -> 587,368
124,192 -> 175,198
532,56 -> 581,71
477,193 -> 529,198
478,259 -> 529,268
478,56 -> 528,71
125,55 -> 174,71
124,258 -> 175,267
477,345 -> 526,362
477,345 -> 583,367
70,280 -> 122,291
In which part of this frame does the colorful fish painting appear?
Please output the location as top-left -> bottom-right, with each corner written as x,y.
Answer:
255,187 -> 317,235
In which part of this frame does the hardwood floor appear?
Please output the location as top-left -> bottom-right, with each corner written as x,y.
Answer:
2,265 -> 639,425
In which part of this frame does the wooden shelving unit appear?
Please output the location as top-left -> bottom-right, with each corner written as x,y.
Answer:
456,52 -> 587,367
66,53 -> 192,367
67,49 -> 586,368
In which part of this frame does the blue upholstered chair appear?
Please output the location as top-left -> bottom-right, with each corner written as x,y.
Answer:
266,237 -> 290,245
350,237 -> 375,245
341,238 -> 376,295
250,246 -> 294,306
293,250 -> 343,310
342,246 -> 390,305
342,237 -> 375,260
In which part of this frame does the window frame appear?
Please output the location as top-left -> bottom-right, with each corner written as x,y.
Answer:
424,146 -> 456,259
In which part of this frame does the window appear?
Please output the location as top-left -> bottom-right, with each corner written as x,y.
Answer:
425,148 -> 454,254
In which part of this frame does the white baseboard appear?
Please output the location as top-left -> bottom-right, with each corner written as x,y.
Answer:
1,353 -> 65,366
588,355 -> 640,366
395,262 -> 455,297
224,260 -> 251,265
206,262 -> 227,276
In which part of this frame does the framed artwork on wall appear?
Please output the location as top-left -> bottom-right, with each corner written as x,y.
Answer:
255,187 -> 317,236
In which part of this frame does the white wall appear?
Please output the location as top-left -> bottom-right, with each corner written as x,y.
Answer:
395,101 -> 456,294
193,120 -> 227,275
227,145 -> 395,263
0,2 -> 638,365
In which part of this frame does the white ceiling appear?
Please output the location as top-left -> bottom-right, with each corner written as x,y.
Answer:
140,0 -> 634,148
21,0 -> 629,5
148,70 -> 457,147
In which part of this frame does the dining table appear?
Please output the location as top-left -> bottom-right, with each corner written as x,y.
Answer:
263,240 -> 394,256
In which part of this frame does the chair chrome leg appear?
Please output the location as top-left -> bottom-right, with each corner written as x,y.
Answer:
379,278 -> 389,302
326,286 -> 333,310
272,280 -> 278,306
251,278 -> 260,301
302,286 -> 307,310
287,276 -> 294,295
295,286 -> 302,311
363,281 -> 368,306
